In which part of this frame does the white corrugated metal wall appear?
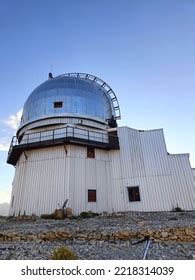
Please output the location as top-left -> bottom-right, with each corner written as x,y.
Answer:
9,145 -> 112,216
10,146 -> 71,215
192,168 -> 195,209
9,126 -> 194,216
109,127 -> 194,212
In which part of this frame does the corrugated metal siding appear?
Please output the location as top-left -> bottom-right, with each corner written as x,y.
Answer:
9,146 -> 69,216
9,145 -> 112,216
167,155 -> 194,209
192,168 -> 195,180
192,169 -> 195,207
109,127 -> 194,212
9,126 -> 194,216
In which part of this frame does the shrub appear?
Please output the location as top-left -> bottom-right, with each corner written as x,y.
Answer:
79,211 -> 99,219
51,247 -> 77,260
0,215 -> 7,220
41,213 -> 55,219
175,204 -> 184,212
41,209 -> 65,220
71,216 -> 78,220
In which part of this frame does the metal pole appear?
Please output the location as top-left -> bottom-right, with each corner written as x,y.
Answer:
143,240 -> 151,260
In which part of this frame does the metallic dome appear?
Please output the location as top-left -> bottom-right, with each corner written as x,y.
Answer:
20,73 -> 120,128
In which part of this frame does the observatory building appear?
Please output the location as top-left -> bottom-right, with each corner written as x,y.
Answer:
7,73 -> 194,216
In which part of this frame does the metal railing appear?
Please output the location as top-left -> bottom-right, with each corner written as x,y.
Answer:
8,126 -> 118,155
57,73 -> 121,120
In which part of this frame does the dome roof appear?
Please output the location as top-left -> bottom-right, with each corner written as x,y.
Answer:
20,73 -> 120,129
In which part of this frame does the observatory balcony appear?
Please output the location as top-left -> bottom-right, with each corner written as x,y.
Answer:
7,126 -> 119,165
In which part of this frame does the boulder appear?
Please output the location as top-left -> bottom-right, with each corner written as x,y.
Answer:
77,233 -> 88,240
147,229 -> 153,235
161,231 -> 169,238
53,209 -> 65,219
65,208 -> 73,218
138,221 -> 145,227
169,235 -> 178,240
113,231 -> 129,239
93,233 -> 101,240
11,235 -> 21,241
27,235 -> 37,241
184,228 -> 194,238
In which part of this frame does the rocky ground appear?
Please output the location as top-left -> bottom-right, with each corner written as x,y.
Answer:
0,211 -> 194,260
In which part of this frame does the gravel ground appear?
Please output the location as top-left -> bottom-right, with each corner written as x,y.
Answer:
1,211 -> 194,234
0,240 -> 194,260
0,211 -> 194,260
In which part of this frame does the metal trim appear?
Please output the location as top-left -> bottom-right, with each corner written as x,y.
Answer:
56,73 -> 121,120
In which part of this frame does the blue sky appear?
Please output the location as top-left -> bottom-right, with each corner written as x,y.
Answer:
0,0 -> 194,203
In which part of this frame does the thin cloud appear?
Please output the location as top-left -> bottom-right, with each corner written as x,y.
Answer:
0,109 -> 22,152
0,190 -> 11,204
0,135 -> 12,151
4,109 -> 23,130
0,143 -> 9,152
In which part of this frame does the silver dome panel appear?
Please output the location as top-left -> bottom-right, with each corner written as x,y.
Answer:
20,73 -> 120,129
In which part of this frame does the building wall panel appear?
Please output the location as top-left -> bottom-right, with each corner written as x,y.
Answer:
9,126 -> 194,216
109,127 -> 194,212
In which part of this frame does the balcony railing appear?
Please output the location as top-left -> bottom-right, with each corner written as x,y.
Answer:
7,126 -> 119,165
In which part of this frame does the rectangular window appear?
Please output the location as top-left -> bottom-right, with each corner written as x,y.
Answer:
87,147 -> 95,158
88,190 -> 96,202
54,101 -> 63,108
127,186 -> 140,202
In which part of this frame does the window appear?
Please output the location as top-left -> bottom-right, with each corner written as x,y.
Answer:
53,101 -> 63,108
87,147 -> 95,158
127,186 -> 140,202
88,190 -> 96,202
